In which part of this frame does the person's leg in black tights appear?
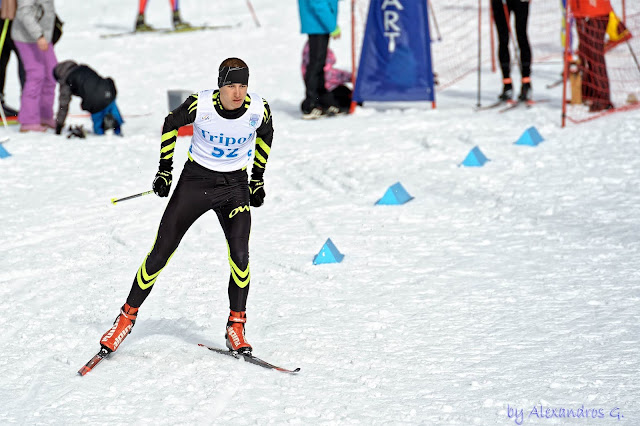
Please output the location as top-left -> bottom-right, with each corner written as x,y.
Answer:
491,0 -> 511,81
510,0 -> 531,79
301,34 -> 329,114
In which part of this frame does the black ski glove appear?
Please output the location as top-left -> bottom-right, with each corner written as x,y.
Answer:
249,179 -> 265,207
153,170 -> 172,197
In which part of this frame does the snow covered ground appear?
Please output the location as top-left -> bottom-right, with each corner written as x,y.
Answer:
1,0 -> 639,424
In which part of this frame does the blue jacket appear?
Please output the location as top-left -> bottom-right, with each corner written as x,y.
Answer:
298,0 -> 338,35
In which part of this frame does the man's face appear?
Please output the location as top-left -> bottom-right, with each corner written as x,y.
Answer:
220,83 -> 248,110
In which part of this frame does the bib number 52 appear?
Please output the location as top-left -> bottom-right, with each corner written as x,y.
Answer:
212,147 -> 239,158
211,148 -> 253,158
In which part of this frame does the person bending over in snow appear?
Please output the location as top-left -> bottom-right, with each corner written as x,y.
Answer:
53,60 -> 123,136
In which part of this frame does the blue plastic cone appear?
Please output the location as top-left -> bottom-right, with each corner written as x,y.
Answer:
460,146 -> 489,167
375,182 -> 414,205
0,143 -> 11,159
515,126 -> 544,146
312,238 -> 344,265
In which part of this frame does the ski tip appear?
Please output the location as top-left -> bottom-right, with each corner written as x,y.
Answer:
77,366 -> 90,376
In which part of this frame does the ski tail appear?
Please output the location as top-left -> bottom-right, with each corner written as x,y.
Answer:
78,348 -> 110,376
498,98 -> 550,113
474,100 -> 506,111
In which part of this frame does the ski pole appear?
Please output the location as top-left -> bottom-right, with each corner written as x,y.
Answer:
111,190 -> 153,205
245,0 -> 261,28
428,0 -> 441,42
626,41 -> 640,76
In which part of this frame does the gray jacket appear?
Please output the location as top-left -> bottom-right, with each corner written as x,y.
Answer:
11,0 -> 56,43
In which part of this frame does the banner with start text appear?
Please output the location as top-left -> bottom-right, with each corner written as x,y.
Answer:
353,0 -> 435,103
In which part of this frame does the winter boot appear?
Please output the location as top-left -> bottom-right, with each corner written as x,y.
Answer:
1,104 -> 18,117
172,11 -> 191,30
0,94 -> 18,117
325,105 -> 342,116
518,77 -> 532,102
301,106 -> 325,120
100,303 -> 138,353
135,13 -> 154,32
498,78 -> 513,102
225,310 -> 252,354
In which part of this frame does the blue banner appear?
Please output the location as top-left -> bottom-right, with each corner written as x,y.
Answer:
353,0 -> 435,103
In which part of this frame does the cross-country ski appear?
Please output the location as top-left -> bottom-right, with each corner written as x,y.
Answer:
100,24 -> 238,38
198,344 -> 300,374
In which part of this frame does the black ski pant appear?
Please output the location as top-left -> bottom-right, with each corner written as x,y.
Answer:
491,0 -> 532,80
0,19 -> 26,96
126,160 -> 252,312
301,33 -> 336,113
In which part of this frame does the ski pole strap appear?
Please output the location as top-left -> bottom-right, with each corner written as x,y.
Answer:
228,310 -> 247,323
111,190 -> 153,205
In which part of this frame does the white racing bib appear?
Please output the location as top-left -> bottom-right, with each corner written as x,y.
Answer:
189,89 -> 264,172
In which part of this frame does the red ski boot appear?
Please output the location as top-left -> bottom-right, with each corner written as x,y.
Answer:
225,310 -> 252,354
100,303 -> 138,353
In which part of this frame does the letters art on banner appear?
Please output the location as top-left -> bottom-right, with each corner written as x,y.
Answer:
353,0 -> 435,104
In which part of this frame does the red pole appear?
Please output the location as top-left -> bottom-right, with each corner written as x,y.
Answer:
349,0 -> 357,114
561,2 -> 571,128
430,0 -> 436,110
245,0 -> 261,27
477,0 -> 482,106
489,0 -> 496,72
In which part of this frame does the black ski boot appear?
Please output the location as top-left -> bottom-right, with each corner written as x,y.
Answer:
135,13 -> 154,32
498,78 -> 513,102
0,93 -> 18,117
519,78 -> 532,102
172,11 -> 191,30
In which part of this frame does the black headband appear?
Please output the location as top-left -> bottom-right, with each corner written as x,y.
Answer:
218,66 -> 249,87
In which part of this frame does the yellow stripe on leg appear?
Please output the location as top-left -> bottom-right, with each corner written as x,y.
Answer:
227,243 -> 250,288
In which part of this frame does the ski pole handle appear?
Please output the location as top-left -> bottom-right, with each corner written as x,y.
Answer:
111,190 -> 153,205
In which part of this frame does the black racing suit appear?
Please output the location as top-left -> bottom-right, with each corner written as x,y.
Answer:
126,91 -> 274,313
491,0 -> 532,80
